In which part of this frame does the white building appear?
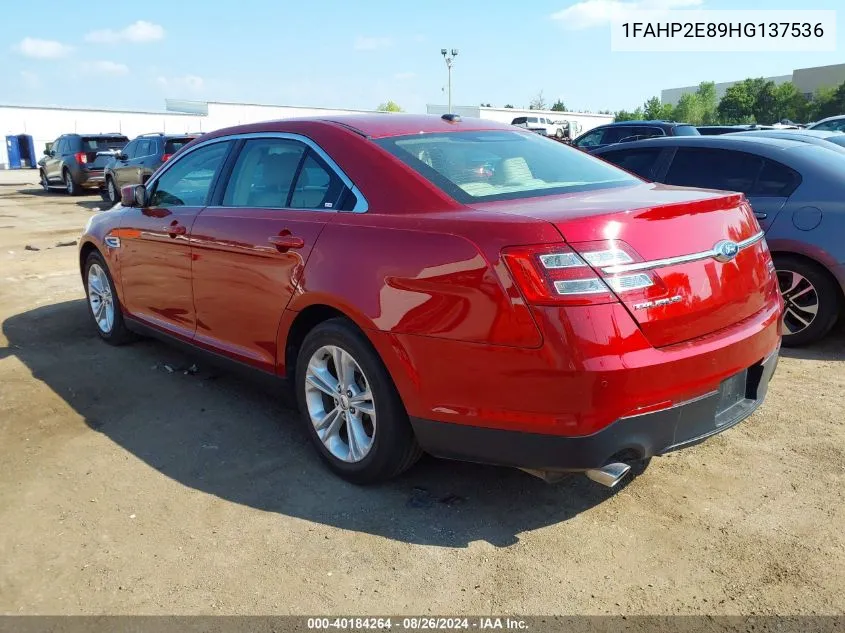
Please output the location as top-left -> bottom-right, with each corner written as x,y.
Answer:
426,104 -> 614,135
0,100 -> 376,169
1,99 -> 616,169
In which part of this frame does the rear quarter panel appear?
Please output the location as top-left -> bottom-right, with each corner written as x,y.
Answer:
280,210 -> 564,376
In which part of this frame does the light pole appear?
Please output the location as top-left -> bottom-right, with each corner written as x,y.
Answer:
441,48 -> 458,113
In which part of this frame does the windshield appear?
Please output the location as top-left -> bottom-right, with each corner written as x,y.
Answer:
375,130 -> 639,203
673,125 -> 700,136
82,136 -> 128,150
165,138 -> 195,153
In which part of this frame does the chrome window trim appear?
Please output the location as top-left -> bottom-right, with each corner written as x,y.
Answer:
601,230 -> 765,274
144,131 -> 368,213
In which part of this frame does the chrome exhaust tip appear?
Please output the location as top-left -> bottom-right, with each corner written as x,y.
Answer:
585,462 -> 632,488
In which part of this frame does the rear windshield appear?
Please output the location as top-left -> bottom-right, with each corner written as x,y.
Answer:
165,137 -> 196,153
81,136 -> 128,150
375,130 -> 639,203
673,125 -> 700,136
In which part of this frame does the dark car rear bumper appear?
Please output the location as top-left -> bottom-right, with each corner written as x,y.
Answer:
411,346 -> 779,471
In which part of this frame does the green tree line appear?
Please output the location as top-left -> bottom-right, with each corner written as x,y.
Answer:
615,78 -> 845,125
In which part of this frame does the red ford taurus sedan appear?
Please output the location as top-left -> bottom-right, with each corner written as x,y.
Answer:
78,114 -> 782,487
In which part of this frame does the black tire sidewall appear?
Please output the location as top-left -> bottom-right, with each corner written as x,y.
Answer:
774,255 -> 841,346
106,177 -> 118,204
295,319 -> 415,483
40,170 -> 49,191
64,170 -> 77,196
83,251 -> 130,344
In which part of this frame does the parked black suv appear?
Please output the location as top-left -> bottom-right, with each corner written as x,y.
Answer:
102,133 -> 198,204
39,134 -> 129,195
572,120 -> 699,152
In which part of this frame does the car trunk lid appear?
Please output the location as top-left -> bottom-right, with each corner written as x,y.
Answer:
476,183 -> 775,347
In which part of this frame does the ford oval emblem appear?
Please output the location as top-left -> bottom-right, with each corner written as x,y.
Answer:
713,240 -> 740,263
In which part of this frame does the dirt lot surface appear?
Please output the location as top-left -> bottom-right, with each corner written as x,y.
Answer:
0,169 -> 843,616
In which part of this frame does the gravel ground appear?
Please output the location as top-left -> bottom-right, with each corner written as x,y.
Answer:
1,170 -> 843,616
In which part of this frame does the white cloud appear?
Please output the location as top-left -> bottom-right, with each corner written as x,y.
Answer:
85,20 -> 165,44
551,0 -> 702,30
394,72 -> 416,80
20,70 -> 41,88
90,61 -> 130,75
15,37 -> 73,59
156,74 -> 204,92
354,36 -> 393,51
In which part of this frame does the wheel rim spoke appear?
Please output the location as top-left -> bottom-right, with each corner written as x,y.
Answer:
303,344 -> 376,463
87,264 -> 115,334
306,366 -> 339,398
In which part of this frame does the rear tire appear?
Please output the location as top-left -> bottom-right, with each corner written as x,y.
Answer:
295,318 -> 421,484
774,254 -> 840,346
555,129 -> 564,139
64,169 -> 79,196
83,251 -> 134,345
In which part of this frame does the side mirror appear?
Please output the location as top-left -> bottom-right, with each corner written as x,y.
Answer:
121,184 -> 147,207
117,152 -> 128,160
43,148 -> 50,156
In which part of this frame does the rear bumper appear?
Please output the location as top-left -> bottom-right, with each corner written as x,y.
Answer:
411,346 -> 779,471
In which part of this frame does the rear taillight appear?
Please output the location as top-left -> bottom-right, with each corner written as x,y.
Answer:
161,153 -> 172,162
502,241 -> 662,306
74,152 -> 87,164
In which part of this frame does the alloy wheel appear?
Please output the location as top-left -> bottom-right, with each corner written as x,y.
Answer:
304,345 -> 376,463
87,263 -> 115,334
777,268 -> 819,336
65,173 -> 73,194
40,171 -> 49,192
108,179 -> 117,204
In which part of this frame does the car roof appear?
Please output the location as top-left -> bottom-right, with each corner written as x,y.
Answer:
592,135 -> 812,153
734,128 -> 842,138
603,120 -> 693,127
813,114 -> 845,123
316,114 -> 516,139
66,133 -> 128,137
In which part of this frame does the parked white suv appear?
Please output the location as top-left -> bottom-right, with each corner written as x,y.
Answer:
511,116 -> 567,138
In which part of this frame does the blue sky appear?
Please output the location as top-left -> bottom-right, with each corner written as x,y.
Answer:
1,0 -> 843,114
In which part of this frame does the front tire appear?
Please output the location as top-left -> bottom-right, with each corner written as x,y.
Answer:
83,251 -> 133,345
104,176 -> 119,205
295,318 -> 421,484
39,169 -> 50,192
64,169 -> 79,196
774,254 -> 841,346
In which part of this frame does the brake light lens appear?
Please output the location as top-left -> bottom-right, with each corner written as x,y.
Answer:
161,153 -> 172,162
74,152 -> 87,164
502,241 -> 660,306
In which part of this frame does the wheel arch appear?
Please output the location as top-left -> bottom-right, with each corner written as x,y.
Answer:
277,299 -> 419,409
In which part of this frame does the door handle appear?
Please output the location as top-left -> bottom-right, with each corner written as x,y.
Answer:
268,234 -> 305,250
754,212 -> 768,220
164,223 -> 186,236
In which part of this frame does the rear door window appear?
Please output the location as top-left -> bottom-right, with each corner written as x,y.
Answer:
599,147 -> 665,180
749,159 -> 801,197
222,138 -> 305,207
665,148 -> 763,192
290,153 -> 346,209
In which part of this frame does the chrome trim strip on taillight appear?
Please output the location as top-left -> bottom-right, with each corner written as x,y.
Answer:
600,230 -> 765,275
